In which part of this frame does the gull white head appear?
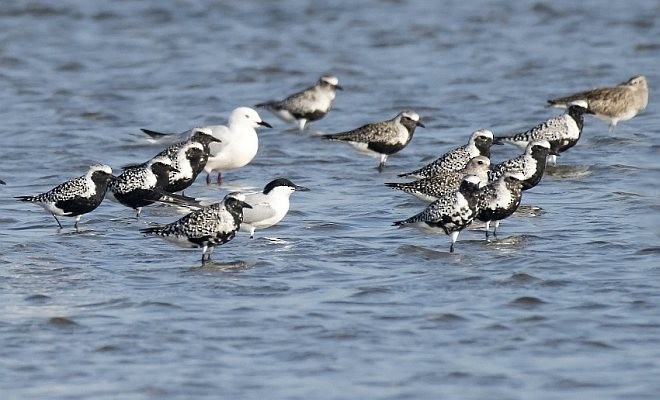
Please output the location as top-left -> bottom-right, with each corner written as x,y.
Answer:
228,107 -> 273,129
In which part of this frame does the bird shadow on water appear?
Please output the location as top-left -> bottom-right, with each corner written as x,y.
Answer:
185,260 -> 252,273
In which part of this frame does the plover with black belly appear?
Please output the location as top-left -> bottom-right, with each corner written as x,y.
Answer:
140,193 -> 252,265
399,129 -> 495,179
494,101 -> 593,165
548,75 -> 648,132
322,111 -> 424,172
476,172 -> 525,238
257,75 -> 342,131
385,156 -> 490,202
109,156 -> 177,218
393,175 -> 482,253
488,140 -> 552,191
16,164 -> 114,230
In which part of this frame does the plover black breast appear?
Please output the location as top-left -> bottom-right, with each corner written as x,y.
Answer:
393,175 -> 482,253
109,156 -> 177,218
548,75 -> 648,132
386,155 -> 490,202
140,193 -> 252,264
489,140 -> 552,191
399,129 -> 494,179
494,102 -> 593,165
16,164 -> 114,230
257,75 -> 342,130
476,172 -> 525,238
322,110 -> 424,172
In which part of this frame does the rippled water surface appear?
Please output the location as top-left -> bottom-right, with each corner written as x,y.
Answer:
1,1 -> 660,399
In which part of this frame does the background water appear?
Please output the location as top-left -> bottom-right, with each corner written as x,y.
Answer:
1,0 -> 659,399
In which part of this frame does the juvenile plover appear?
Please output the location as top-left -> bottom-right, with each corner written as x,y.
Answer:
488,140 -> 552,191
140,193 -> 252,264
476,172 -> 525,238
257,75 -> 342,130
16,164 -> 114,230
385,155 -> 490,202
548,75 -> 648,132
494,102 -> 593,165
322,110 -> 424,172
109,156 -> 177,218
398,129 -> 494,179
393,175 -> 482,253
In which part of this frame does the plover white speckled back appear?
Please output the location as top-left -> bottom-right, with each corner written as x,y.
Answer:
257,75 -> 342,130
322,110 -> 425,172
494,102 -> 592,165
109,156 -> 177,218
548,75 -> 648,132
16,164 -> 114,230
476,172 -> 525,238
140,193 -> 252,264
393,175 -> 482,253
399,129 -> 494,179
386,156 -> 490,202
489,140 -> 552,191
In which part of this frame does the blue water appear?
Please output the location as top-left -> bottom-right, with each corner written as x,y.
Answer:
1,1 -> 659,399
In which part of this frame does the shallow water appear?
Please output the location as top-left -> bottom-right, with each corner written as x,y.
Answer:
1,1 -> 660,399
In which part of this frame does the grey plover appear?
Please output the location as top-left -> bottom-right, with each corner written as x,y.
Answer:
385,155 -> 490,202
393,175 -> 482,253
322,110 -> 424,172
398,129 -> 495,179
257,75 -> 342,130
489,140 -> 552,191
476,172 -> 525,238
109,156 -> 177,218
140,193 -> 252,264
548,75 -> 648,132
494,102 -> 593,165
16,164 -> 114,230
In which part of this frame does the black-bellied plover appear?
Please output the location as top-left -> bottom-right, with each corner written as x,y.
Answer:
257,75 -> 342,130
140,193 -> 252,264
476,172 -> 525,238
16,164 -> 114,230
489,140 -> 552,191
393,175 -> 482,253
322,110 -> 424,172
385,156 -> 490,202
494,102 -> 593,165
398,129 -> 494,179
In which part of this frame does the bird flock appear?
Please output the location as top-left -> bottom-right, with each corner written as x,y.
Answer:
14,74 -> 648,263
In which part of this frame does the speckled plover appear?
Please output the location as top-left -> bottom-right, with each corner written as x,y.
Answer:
140,193 -> 252,264
322,110 -> 424,172
476,172 -> 525,238
257,75 -> 342,130
109,156 -> 177,218
399,129 -> 495,179
494,102 -> 592,165
393,175 -> 482,253
548,75 -> 648,132
386,155 -> 490,202
16,164 -> 114,230
488,140 -> 552,191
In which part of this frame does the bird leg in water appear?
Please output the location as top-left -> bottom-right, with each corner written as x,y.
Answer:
52,214 -> 63,229
377,154 -> 388,173
216,172 -> 223,185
